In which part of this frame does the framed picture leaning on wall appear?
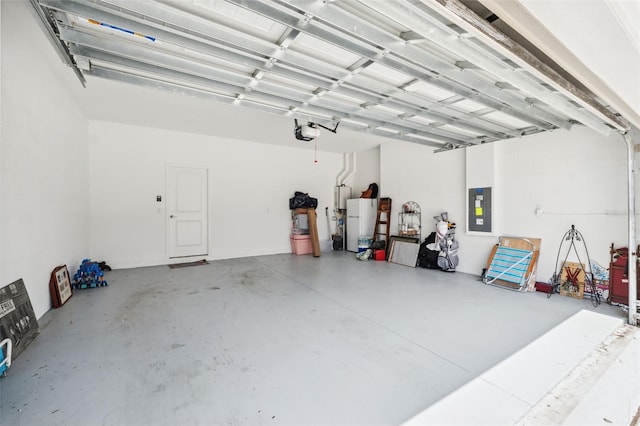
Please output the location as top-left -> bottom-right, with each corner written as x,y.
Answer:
49,265 -> 72,308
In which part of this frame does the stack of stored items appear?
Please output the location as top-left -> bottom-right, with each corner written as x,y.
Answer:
291,208 -> 312,255
289,191 -> 320,256
72,259 -> 108,289
290,209 -> 320,256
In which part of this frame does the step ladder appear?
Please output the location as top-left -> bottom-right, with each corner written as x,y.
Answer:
372,197 -> 392,249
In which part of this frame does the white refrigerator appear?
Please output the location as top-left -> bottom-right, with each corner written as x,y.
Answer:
346,198 -> 378,252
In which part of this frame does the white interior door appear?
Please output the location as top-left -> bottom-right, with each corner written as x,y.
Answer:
166,166 -> 208,258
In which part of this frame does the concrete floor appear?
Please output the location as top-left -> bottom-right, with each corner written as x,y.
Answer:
0,252 -> 628,425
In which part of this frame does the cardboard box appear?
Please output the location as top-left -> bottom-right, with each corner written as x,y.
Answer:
290,234 -> 312,255
559,261 -> 585,298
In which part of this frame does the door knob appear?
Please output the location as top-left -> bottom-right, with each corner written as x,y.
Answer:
170,215 -> 177,218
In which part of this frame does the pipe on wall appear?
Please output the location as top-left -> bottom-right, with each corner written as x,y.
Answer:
335,153 -> 349,186
341,152 -> 357,185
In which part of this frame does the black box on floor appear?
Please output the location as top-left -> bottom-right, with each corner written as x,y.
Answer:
332,235 -> 343,250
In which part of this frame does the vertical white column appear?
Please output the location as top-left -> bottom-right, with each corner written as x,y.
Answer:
623,130 -> 638,326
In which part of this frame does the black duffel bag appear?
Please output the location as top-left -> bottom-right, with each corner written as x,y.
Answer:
289,191 -> 318,209
417,232 -> 439,269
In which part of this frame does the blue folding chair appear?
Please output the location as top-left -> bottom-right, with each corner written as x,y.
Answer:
483,238 -> 535,291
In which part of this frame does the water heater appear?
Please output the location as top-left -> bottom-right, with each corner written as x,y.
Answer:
334,185 -> 351,210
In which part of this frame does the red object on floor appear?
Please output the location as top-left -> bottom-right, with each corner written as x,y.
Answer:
535,281 -> 552,293
373,249 -> 386,261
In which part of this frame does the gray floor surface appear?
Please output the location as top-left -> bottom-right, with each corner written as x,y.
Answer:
0,252 -> 626,426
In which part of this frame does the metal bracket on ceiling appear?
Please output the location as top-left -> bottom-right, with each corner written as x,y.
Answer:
433,143 -> 458,153
302,12 -> 313,25
400,31 -> 426,43
454,61 -> 479,70
233,94 -> 245,105
28,0 -> 86,87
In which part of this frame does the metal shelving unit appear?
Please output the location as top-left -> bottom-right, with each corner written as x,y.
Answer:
398,201 -> 421,242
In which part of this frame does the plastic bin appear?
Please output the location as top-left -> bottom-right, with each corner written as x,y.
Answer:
291,234 -> 312,255
358,237 -> 373,253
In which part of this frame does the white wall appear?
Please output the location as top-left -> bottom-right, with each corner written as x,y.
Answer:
382,126 -> 637,282
88,121 -> 343,268
349,146 -> 381,197
1,1 -> 90,318
496,126 -> 633,281
381,141 -> 466,252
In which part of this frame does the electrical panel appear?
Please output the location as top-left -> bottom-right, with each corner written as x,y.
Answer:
468,187 -> 492,233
